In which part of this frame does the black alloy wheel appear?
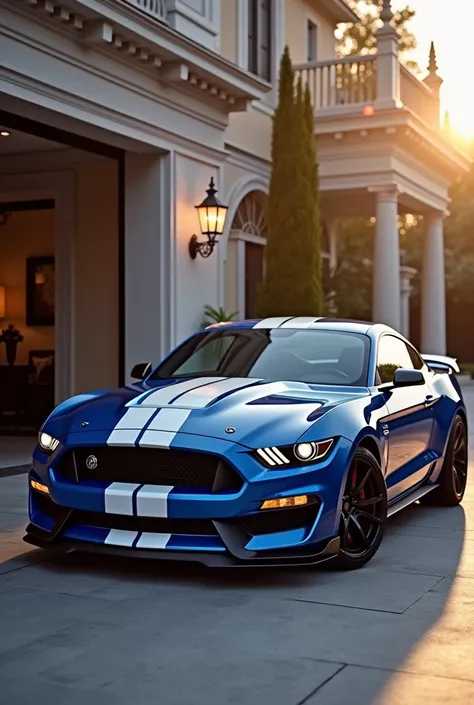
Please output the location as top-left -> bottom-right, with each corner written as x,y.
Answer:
331,446 -> 387,571
420,415 -> 468,507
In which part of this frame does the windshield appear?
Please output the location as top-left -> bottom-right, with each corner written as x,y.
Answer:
150,328 -> 370,387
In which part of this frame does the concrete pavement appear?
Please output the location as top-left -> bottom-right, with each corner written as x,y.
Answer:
1,390 -> 474,704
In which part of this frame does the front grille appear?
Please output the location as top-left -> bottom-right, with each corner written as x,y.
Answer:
57,447 -> 242,491
236,503 -> 320,536
70,510 -> 218,536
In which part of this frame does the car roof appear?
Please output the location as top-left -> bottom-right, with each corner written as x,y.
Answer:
205,317 -> 396,336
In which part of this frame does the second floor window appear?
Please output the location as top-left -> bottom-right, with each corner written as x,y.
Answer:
248,0 -> 272,81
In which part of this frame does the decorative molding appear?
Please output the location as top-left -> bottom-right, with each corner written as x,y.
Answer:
83,19 -> 113,43
368,184 -> 402,201
1,69 -> 231,162
161,61 -> 189,81
8,0 -> 270,107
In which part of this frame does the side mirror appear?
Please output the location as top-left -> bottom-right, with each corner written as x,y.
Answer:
130,362 -> 152,380
393,369 -> 425,388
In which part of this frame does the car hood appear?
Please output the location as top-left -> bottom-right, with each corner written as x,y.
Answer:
44,377 -> 369,449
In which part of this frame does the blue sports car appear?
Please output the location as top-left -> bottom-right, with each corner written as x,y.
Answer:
25,317 -> 468,570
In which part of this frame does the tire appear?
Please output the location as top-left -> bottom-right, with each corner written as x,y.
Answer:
331,446 -> 388,571
419,415 -> 468,507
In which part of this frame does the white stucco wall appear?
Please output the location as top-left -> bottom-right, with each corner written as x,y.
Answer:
173,153 -> 220,342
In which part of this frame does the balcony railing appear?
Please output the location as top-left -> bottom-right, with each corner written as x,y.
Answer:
295,55 -> 441,130
296,56 -> 377,110
400,65 -> 440,127
124,0 -> 167,22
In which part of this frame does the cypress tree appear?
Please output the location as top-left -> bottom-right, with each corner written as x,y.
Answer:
303,83 -> 323,313
256,48 -> 324,318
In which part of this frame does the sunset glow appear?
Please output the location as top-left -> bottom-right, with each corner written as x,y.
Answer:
392,0 -> 474,143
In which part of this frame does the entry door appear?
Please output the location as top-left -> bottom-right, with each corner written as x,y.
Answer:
377,335 -> 435,500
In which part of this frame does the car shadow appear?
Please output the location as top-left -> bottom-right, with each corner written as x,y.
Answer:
0,498 -> 468,704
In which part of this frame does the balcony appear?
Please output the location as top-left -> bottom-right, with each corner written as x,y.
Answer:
295,54 -> 441,131
125,0 -> 168,22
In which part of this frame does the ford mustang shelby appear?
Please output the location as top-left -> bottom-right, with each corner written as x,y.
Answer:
25,317 -> 468,570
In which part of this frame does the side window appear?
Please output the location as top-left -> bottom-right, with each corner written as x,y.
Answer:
407,345 -> 425,370
377,335 -> 414,384
307,20 -> 318,62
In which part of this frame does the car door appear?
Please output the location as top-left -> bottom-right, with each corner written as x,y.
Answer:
377,334 -> 435,500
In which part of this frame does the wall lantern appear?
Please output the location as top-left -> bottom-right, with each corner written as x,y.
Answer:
189,177 -> 229,259
0,286 -> 5,319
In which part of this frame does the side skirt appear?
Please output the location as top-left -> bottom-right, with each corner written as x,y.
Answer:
387,484 -> 439,517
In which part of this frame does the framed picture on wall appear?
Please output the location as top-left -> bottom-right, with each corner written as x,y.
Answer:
26,256 -> 55,326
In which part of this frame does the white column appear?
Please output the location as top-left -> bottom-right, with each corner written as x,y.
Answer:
399,265 -> 417,338
372,186 -> 401,330
124,152 -> 172,382
421,211 -> 446,354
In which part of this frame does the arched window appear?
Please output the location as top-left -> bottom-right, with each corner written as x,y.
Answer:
229,192 -> 267,318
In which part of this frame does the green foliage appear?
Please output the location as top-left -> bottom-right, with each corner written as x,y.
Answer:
443,158 -> 474,303
327,218 -> 374,320
337,0 -> 419,71
256,46 -> 323,318
200,305 -> 238,329
327,214 -> 423,319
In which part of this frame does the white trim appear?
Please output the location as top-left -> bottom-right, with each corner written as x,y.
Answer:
0,171 -> 75,404
236,0 -> 249,70
221,174 -> 269,263
163,151 -> 176,355
230,230 -> 267,246
236,238 -> 246,317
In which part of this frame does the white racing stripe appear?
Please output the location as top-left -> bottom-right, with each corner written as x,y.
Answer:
280,317 -> 323,328
171,377 -> 257,409
104,529 -> 138,547
129,377 -> 225,408
139,407 -> 191,448
106,407 -> 156,446
253,317 -> 294,328
136,533 -> 171,549
104,482 -> 141,515
136,484 -> 174,518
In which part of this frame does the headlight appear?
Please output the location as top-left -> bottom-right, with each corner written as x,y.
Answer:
38,432 -> 60,454
255,438 -> 334,468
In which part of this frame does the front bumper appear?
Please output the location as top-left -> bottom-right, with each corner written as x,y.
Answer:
25,432 -> 352,566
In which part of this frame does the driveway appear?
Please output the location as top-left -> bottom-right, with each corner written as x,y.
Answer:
1,389 -> 474,704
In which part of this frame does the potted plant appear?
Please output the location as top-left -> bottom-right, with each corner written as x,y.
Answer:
200,305 -> 238,329
0,324 -> 24,366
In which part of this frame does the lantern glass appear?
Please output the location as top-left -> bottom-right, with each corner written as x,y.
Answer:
197,203 -> 228,237
195,178 -> 228,239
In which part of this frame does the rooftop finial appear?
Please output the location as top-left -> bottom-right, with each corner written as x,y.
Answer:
427,41 -> 438,74
381,0 -> 393,23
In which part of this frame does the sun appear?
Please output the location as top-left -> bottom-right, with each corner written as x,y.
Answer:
442,88 -> 474,143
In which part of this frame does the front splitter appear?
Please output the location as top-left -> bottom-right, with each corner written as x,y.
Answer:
23,530 -> 340,568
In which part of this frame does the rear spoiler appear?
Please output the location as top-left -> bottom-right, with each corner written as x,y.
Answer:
421,354 -> 460,374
